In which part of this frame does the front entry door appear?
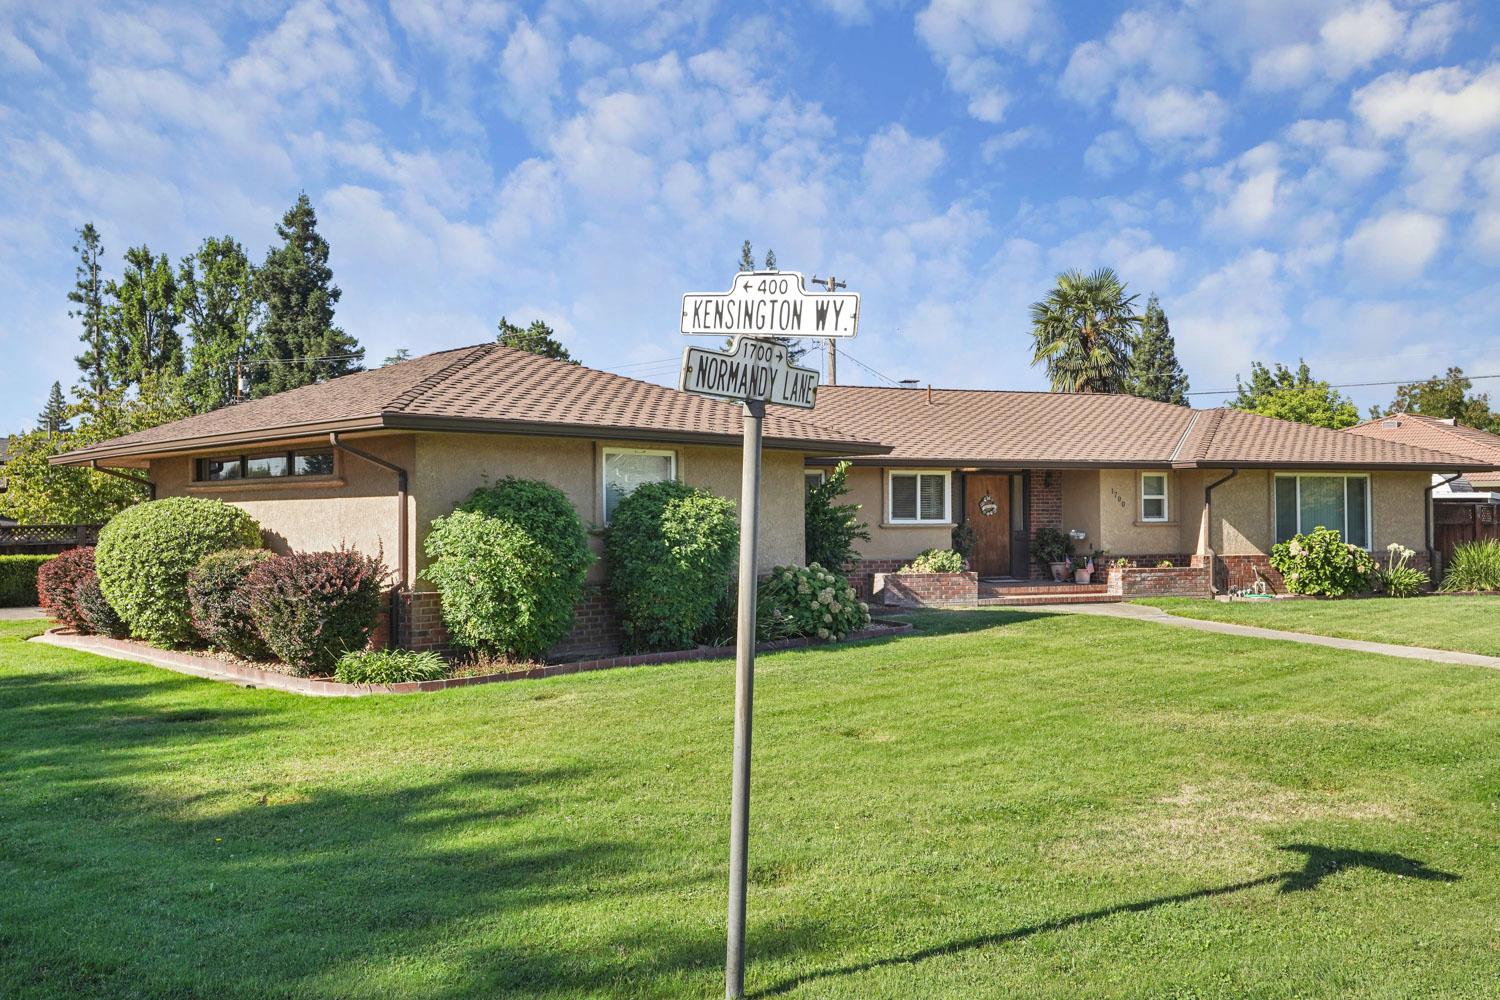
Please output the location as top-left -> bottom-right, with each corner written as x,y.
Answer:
964,474 -> 1012,576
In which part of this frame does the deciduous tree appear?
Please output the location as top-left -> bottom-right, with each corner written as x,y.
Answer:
179,236 -> 259,412
1374,367 -> 1497,431
1230,361 -> 1359,429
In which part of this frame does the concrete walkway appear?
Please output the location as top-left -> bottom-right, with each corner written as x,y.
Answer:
1027,600 -> 1500,671
0,607 -> 48,621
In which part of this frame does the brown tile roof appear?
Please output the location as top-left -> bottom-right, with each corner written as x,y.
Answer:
53,344 -> 886,465
801,385 -> 1489,471
1347,413 -> 1500,484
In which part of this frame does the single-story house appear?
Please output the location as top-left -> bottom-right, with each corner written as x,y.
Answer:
800,386 -> 1490,595
51,344 -> 886,654
1347,412 -> 1500,566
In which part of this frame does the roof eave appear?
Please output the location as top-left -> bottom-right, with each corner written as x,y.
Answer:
49,415 -> 388,467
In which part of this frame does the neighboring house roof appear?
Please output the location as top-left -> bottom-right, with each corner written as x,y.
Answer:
1347,413 -> 1500,486
51,344 -> 888,466
801,385 -> 1490,471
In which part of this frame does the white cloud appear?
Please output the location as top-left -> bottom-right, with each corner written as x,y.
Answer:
1083,130 -> 1138,177
862,125 -> 945,197
1173,249 -> 1289,390
1248,1 -> 1455,91
501,17 -> 562,129
1352,64 -> 1500,144
1113,82 -> 1227,150
1342,209 -> 1446,281
915,0 -> 1056,124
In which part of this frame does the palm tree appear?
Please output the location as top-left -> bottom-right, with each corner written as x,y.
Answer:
1029,268 -> 1141,393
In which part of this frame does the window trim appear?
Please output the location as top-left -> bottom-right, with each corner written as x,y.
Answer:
804,470 -> 826,489
885,469 -> 952,525
1273,472 -> 1372,549
192,448 -> 338,486
1140,472 -> 1169,523
601,446 -> 678,524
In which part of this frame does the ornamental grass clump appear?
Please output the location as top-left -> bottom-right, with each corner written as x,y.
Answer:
95,497 -> 263,646
605,480 -> 738,652
246,549 -> 384,676
900,548 -> 965,574
1269,527 -> 1376,597
1375,543 -> 1429,598
1440,538 -> 1500,592
188,549 -> 275,660
37,547 -> 94,632
334,648 -> 448,685
759,563 -> 870,642
423,478 -> 592,659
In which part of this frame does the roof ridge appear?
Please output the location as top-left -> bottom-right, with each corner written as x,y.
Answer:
1191,407 -> 1227,462
821,383 -> 1195,407
1167,409 -> 1200,463
383,343 -> 497,413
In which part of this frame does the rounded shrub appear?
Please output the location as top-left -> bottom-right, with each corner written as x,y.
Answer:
605,480 -> 738,652
423,478 -> 593,659
37,547 -> 96,632
1269,527 -> 1376,597
759,563 -> 870,642
188,549 -> 275,660
96,497 -> 262,646
900,548 -> 965,574
246,549 -> 384,676
76,577 -> 129,638
0,554 -> 53,608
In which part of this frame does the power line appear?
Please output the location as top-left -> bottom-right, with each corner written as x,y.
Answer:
831,344 -> 904,387
1187,371 -> 1500,398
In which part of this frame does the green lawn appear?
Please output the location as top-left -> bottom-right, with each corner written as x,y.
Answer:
1139,595 -> 1500,658
2,610 -> 1497,998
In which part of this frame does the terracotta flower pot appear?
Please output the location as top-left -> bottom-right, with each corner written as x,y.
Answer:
1050,561 -> 1068,582
1074,568 -> 1091,584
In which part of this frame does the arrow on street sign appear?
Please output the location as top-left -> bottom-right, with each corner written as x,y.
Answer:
681,270 -> 859,339
680,336 -> 819,410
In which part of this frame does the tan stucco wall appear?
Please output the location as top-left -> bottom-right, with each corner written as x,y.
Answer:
1060,469 -> 1100,549
1206,469 -> 1429,556
845,466 -> 952,561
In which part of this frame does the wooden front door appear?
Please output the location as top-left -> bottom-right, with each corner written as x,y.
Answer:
964,474 -> 1012,576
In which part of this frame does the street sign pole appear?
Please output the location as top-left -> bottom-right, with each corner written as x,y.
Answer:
725,397 -> 763,1000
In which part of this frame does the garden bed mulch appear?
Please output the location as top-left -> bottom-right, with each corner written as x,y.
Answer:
30,619 -> 913,697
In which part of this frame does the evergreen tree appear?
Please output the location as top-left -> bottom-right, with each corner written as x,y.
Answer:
1029,268 -> 1140,393
764,247 -> 777,271
254,194 -> 363,397
1230,361 -> 1359,429
68,223 -> 111,403
1124,294 -> 1189,404
178,236 -> 260,412
382,348 -> 412,366
36,382 -> 71,433
738,240 -> 755,272
731,240 -> 806,361
105,245 -> 184,390
496,316 -> 577,363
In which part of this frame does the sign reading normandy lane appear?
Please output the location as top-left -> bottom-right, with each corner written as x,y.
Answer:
680,336 -> 818,409
681,270 -> 859,338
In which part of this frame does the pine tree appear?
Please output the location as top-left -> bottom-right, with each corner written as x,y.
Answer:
254,194 -> 363,397
764,248 -> 777,271
496,316 -> 577,363
68,223 -> 111,403
36,382 -> 71,433
730,240 -> 806,361
105,245 -> 184,390
1125,294 -> 1190,405
738,240 -> 755,272
179,236 -> 259,412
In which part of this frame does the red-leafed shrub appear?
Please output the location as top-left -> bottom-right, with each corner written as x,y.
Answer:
246,549 -> 384,676
76,576 -> 129,638
188,549 -> 275,660
37,547 -> 96,632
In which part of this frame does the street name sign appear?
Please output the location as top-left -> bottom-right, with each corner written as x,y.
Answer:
680,337 -> 819,410
681,270 -> 859,339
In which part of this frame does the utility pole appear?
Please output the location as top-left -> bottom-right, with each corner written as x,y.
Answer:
809,274 -> 846,385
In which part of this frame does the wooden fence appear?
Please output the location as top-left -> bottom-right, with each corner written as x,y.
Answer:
0,523 -> 102,555
1433,502 -> 1500,570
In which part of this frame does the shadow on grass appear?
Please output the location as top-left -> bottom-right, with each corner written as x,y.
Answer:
750,844 -> 1458,998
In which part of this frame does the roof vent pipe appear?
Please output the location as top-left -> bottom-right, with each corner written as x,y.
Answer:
927,384 -> 933,405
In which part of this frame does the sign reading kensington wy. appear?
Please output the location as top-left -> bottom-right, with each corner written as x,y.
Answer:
680,336 -> 818,410
681,270 -> 859,338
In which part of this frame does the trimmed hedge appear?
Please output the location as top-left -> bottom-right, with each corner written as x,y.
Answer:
0,554 -> 52,608
605,480 -> 738,652
246,549 -> 384,676
37,548 -> 95,631
188,549 -> 275,660
96,497 -> 263,646
423,478 -> 593,658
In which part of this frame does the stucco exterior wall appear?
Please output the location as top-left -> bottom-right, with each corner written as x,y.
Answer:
844,466 -> 952,561
1093,468 -> 1188,555
1059,469 -> 1100,547
1207,469 -> 1429,556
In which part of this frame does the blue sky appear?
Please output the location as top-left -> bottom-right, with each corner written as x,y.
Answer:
4,0 -> 1500,432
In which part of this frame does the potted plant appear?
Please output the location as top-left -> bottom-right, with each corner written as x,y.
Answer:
1071,554 -> 1092,584
1033,527 -> 1073,582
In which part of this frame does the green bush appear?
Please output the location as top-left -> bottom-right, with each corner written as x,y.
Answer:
76,577 -> 129,638
0,554 -> 53,608
423,478 -> 592,658
1440,538 -> 1500,592
695,581 -> 797,647
246,549 -> 384,676
334,648 -> 448,684
900,548 -> 965,574
37,548 -> 94,630
188,549 -> 275,660
1374,543 -> 1429,598
805,461 -> 869,571
96,497 -> 262,646
759,563 -> 870,642
1269,527 -> 1376,597
1032,527 -> 1073,565
605,480 -> 738,652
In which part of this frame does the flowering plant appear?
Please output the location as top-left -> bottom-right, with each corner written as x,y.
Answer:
1375,542 -> 1428,598
1269,527 -> 1376,597
759,563 -> 870,642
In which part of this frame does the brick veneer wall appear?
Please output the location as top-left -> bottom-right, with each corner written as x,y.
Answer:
844,557 -> 907,599
1106,565 -> 1210,597
872,571 -> 978,607
379,584 -> 624,658
1199,551 -> 1432,594
1092,552 -> 1192,584
1028,470 -> 1063,577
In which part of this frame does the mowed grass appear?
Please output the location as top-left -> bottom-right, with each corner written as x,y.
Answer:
1139,595 -> 1500,658
1,610 -> 1498,999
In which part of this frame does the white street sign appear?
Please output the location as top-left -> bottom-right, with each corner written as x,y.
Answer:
681,270 -> 859,339
680,337 -> 818,409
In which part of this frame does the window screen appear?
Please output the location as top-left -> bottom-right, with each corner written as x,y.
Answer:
890,475 -> 918,520
1274,475 -> 1370,547
604,450 -> 674,521
918,474 -> 946,520
1275,477 -> 1298,542
889,473 -> 947,522
1141,474 -> 1167,521
1344,477 -> 1369,548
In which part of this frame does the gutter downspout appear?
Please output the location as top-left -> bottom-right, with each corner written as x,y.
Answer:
1200,468 -> 1238,594
1425,472 -> 1464,579
329,433 -> 409,648
90,460 -> 155,500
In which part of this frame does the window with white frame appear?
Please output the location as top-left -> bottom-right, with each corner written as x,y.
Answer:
603,448 -> 676,522
887,470 -> 950,524
1274,474 -> 1370,548
804,470 -> 825,491
1140,473 -> 1168,522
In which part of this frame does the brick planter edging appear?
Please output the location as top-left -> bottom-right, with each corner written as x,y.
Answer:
1106,565 -> 1211,598
33,620 -> 913,697
872,571 -> 979,607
